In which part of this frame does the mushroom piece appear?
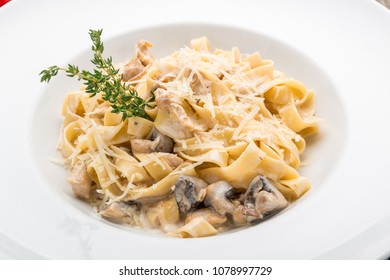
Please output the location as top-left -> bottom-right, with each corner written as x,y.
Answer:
174,175 -> 207,214
204,181 -> 235,216
185,209 -> 227,227
149,127 -> 174,153
130,127 -> 174,154
242,176 -> 288,222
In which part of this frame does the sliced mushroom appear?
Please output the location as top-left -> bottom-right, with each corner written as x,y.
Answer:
67,160 -> 92,199
130,127 -> 174,154
174,175 -> 207,214
242,176 -> 288,222
204,181 -> 235,216
149,127 -> 174,152
185,208 -> 227,227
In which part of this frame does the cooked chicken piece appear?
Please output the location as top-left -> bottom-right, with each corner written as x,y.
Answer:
231,200 -> 248,225
130,139 -> 152,154
136,40 -> 154,66
185,208 -> 227,227
123,63 -> 144,81
162,153 -> 184,169
130,127 -> 174,154
88,102 -> 110,118
190,73 -> 211,96
204,181 -> 235,216
67,160 -> 92,199
242,176 -> 288,222
122,40 -> 154,81
155,88 -> 207,138
100,202 -> 129,219
174,175 -> 207,214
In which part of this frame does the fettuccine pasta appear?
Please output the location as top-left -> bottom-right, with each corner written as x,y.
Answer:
59,37 -> 319,237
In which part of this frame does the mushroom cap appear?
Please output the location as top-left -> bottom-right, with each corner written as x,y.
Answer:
243,176 -> 288,222
174,175 -> 207,214
204,181 -> 235,216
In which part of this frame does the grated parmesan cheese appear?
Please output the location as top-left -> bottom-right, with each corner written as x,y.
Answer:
232,105 -> 260,139
57,36 -> 319,237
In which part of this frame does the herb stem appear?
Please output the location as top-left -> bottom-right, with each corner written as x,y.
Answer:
39,29 -> 154,121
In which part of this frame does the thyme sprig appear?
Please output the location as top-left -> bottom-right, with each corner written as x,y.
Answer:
40,29 -> 154,121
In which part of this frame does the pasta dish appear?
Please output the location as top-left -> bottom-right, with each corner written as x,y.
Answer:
58,37 -> 319,237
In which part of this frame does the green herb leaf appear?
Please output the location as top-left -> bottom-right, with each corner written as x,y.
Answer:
39,29 -> 154,120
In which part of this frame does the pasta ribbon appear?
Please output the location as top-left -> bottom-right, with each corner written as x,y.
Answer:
58,37 -> 319,237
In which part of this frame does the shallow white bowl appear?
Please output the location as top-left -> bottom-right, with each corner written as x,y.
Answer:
1,0 -> 390,259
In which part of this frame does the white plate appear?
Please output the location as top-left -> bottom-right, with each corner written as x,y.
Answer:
1,0 -> 390,259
